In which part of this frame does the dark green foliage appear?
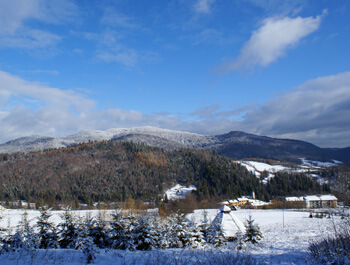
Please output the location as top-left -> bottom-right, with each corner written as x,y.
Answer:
265,172 -> 328,198
58,208 -> 78,249
0,140 -> 330,207
37,207 -> 58,249
243,215 -> 263,244
0,141 -> 261,205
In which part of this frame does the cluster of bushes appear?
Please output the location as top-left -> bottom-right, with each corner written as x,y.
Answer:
309,218 -> 350,264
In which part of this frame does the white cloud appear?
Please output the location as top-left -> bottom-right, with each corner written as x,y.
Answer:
0,29 -> 61,49
242,72 -> 350,147
101,7 -> 139,29
0,0 -> 78,50
223,12 -> 324,72
0,70 -> 96,141
0,70 -> 349,148
194,0 -> 215,14
96,49 -> 138,68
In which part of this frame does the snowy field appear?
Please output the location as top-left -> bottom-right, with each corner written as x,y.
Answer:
0,208 -> 348,264
188,208 -> 347,264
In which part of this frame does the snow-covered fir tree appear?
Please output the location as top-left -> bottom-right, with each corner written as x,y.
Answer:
36,206 -> 58,249
199,210 -> 210,241
58,208 -> 79,249
187,224 -> 206,248
207,221 -> 226,247
158,216 -> 172,249
110,210 -> 136,250
2,211 -> 37,251
133,216 -> 157,250
82,235 -> 97,264
243,215 -> 263,244
85,212 -> 109,249
167,210 -> 191,248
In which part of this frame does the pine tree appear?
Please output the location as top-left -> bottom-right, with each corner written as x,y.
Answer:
86,212 -> 109,249
187,224 -> 205,248
109,210 -> 136,250
2,211 -> 37,251
243,215 -> 263,244
207,221 -> 226,247
133,216 -> 157,250
167,210 -> 191,248
83,236 -> 97,264
199,210 -> 210,242
58,208 -> 78,249
36,206 -> 58,249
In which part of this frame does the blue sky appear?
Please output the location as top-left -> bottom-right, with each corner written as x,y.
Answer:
0,0 -> 349,147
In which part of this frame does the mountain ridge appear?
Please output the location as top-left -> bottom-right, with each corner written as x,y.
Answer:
0,126 -> 348,164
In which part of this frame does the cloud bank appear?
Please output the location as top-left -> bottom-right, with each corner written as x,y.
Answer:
242,72 -> 350,147
0,70 -> 349,147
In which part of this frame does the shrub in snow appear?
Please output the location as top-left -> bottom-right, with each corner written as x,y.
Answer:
309,218 -> 350,264
243,215 -> 263,244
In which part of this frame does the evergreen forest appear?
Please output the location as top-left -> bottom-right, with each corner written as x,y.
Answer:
0,140 -> 330,208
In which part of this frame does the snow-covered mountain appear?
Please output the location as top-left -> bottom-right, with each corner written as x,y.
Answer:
0,126 -> 211,154
0,126 -> 349,164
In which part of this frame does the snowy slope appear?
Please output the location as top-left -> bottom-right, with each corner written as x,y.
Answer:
237,160 -> 334,184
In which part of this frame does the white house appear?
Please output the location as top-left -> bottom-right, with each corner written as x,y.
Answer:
286,194 -> 338,208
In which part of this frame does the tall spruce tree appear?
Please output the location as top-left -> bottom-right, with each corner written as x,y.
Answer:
37,207 -> 58,249
243,215 -> 263,244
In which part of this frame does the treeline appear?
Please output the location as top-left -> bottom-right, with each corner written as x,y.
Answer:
0,140 -> 329,208
0,208 -> 227,263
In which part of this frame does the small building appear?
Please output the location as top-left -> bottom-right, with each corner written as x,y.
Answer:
319,195 -> 338,208
285,194 -> 338,209
220,196 -> 270,209
285,196 -> 305,208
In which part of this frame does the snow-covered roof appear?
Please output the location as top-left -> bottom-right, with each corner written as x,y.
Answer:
285,197 -> 304,202
319,195 -> 337,201
304,195 -> 321,201
220,205 -> 231,213
304,195 -> 337,201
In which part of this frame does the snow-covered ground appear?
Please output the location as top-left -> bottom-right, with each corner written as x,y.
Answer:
237,159 -> 338,184
300,158 -> 343,168
165,184 -> 197,200
0,208 -> 348,264
237,160 -> 299,183
187,208 -> 347,264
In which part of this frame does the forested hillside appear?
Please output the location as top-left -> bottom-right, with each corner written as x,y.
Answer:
0,141 -> 328,208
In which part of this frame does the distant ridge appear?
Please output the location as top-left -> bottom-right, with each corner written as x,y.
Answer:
0,126 -> 348,164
